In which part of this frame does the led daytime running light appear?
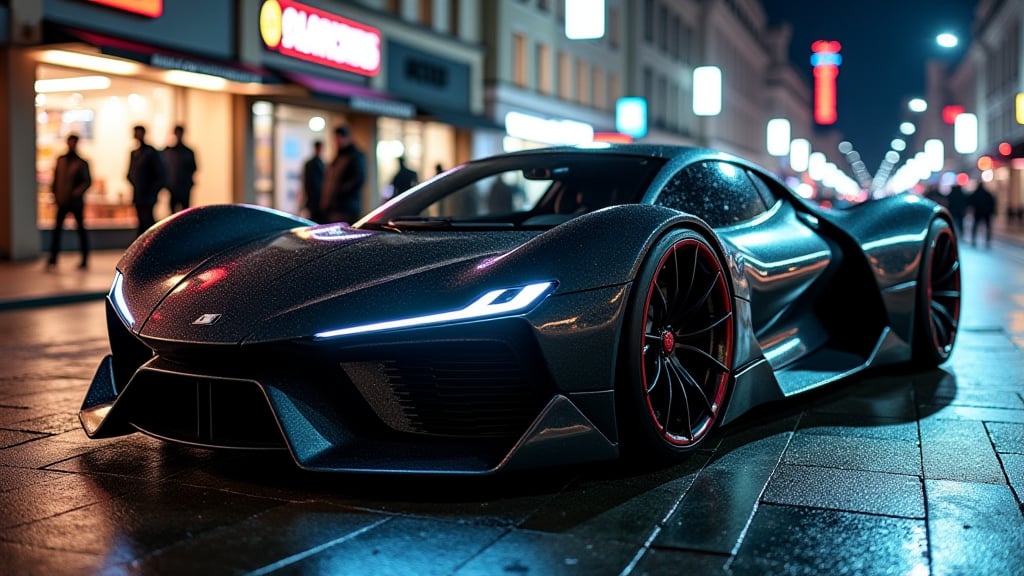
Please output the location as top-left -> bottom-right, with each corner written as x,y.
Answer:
314,282 -> 554,339
110,272 -> 135,327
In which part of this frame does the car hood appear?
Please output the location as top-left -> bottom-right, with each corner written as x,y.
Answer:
137,224 -> 540,344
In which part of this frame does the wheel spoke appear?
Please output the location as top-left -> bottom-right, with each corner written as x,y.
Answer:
672,270 -> 722,326
935,260 -> 959,286
932,289 -> 961,299
669,356 -> 714,414
676,311 -> 733,340
646,352 -> 664,394
661,358 -> 673,430
676,343 -> 729,372
931,311 -> 951,347
664,357 -> 692,439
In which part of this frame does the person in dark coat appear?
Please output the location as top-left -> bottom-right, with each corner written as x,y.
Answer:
163,125 -> 197,214
321,125 -> 366,223
946,184 -> 967,236
390,156 -> 418,199
969,180 -> 997,247
48,133 -> 91,269
301,140 -> 326,223
127,125 -> 165,237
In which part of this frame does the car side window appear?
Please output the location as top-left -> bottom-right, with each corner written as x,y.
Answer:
747,170 -> 780,208
657,161 -> 767,227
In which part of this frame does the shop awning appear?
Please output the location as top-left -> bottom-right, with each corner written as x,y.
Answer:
418,106 -> 505,132
43,26 -> 282,86
282,71 -> 417,119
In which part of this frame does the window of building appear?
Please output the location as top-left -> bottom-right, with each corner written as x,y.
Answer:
537,42 -> 552,95
514,32 -> 528,88
609,73 -> 620,105
609,6 -> 620,49
656,75 -> 667,127
658,3 -> 668,53
671,15 -> 680,60
419,0 -> 433,27
594,67 -> 606,110
576,60 -> 590,105
386,0 -> 400,16
559,51 -> 572,100
643,0 -> 654,43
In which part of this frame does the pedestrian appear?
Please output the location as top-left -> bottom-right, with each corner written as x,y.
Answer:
127,125 -> 166,237
946,184 -> 967,236
163,124 -> 197,214
301,140 -> 326,223
968,180 -> 996,248
47,133 -> 91,269
390,156 -> 418,199
321,125 -> 366,223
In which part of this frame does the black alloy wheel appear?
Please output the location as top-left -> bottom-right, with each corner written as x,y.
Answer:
914,219 -> 961,366
621,230 -> 734,459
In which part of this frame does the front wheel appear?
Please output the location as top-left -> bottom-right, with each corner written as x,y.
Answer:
913,218 -> 961,367
618,229 -> 735,462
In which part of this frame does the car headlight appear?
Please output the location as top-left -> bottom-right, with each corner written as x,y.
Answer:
313,281 -> 556,339
110,271 -> 136,328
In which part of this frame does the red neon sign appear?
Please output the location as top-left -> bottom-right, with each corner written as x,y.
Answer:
259,0 -> 381,76
811,40 -> 842,125
943,105 -> 965,125
81,0 -> 163,18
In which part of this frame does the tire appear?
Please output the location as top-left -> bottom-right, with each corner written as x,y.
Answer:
913,218 -> 961,367
618,229 -> 735,462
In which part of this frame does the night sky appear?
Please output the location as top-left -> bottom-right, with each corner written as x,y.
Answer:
760,0 -> 978,176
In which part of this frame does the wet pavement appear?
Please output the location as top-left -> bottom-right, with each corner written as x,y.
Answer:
0,239 -> 1023,574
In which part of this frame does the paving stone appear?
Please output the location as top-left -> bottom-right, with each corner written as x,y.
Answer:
986,422 -> 1024,453
0,435 -> 106,469
920,417 -> 1007,484
807,382 -> 917,420
45,435 -> 224,481
519,452 -> 711,543
920,404 -> 1024,424
0,472 -> 136,529
0,541 -> 108,576
928,388 -> 1024,410
653,423 -> 792,554
1,480 -> 287,563
0,465 -> 68,493
728,504 -> 928,576
0,428 -> 48,449
629,548 -> 730,575
128,501 -> 389,574
926,479 -> 1024,576
762,464 -> 924,518
795,412 -> 919,443
782,433 -> 921,476
1000,453 -> 1024,505
454,528 -> 639,576
271,516 -> 505,576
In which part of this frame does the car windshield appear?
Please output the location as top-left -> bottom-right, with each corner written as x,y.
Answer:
357,152 -> 665,231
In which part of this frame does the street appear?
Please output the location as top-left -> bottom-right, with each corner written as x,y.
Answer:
1,241 -> 1023,576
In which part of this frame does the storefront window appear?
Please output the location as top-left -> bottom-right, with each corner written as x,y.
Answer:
376,117 -> 456,206
36,64 -> 175,229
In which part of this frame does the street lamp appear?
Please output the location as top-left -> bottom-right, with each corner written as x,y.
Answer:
908,98 -> 928,113
936,33 -> 959,48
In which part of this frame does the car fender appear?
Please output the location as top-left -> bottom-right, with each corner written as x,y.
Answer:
116,204 -> 312,334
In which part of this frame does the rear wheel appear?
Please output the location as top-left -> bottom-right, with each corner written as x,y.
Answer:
913,219 -> 961,367
619,230 -> 734,461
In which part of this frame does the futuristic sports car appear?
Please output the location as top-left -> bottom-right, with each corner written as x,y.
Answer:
79,144 -> 961,474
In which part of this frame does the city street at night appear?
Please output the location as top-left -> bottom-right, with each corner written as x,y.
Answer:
1,233 -> 1022,575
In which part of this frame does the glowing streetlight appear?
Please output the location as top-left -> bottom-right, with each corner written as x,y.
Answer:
790,138 -> 811,172
766,118 -> 791,156
565,0 -> 606,40
908,98 -> 928,113
954,113 -> 978,154
936,33 -> 959,48
693,66 -> 722,116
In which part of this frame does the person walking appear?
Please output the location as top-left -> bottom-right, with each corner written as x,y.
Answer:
389,156 -> 418,199
47,133 -> 91,269
301,140 -> 326,223
969,180 -> 997,248
127,125 -> 165,237
163,125 -> 197,214
321,125 -> 366,223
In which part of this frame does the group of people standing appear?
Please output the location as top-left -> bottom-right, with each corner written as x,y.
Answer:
47,124 -> 197,269
928,181 -> 997,247
300,125 -> 368,225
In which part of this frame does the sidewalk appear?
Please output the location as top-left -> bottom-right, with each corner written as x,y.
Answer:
0,249 -> 123,311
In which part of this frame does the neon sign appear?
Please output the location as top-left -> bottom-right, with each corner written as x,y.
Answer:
260,0 -> 381,76
811,40 -> 841,125
81,0 -> 163,18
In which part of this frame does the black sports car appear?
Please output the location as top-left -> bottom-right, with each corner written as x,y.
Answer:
79,144 -> 961,474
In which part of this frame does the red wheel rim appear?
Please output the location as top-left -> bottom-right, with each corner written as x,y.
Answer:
639,238 -> 733,446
